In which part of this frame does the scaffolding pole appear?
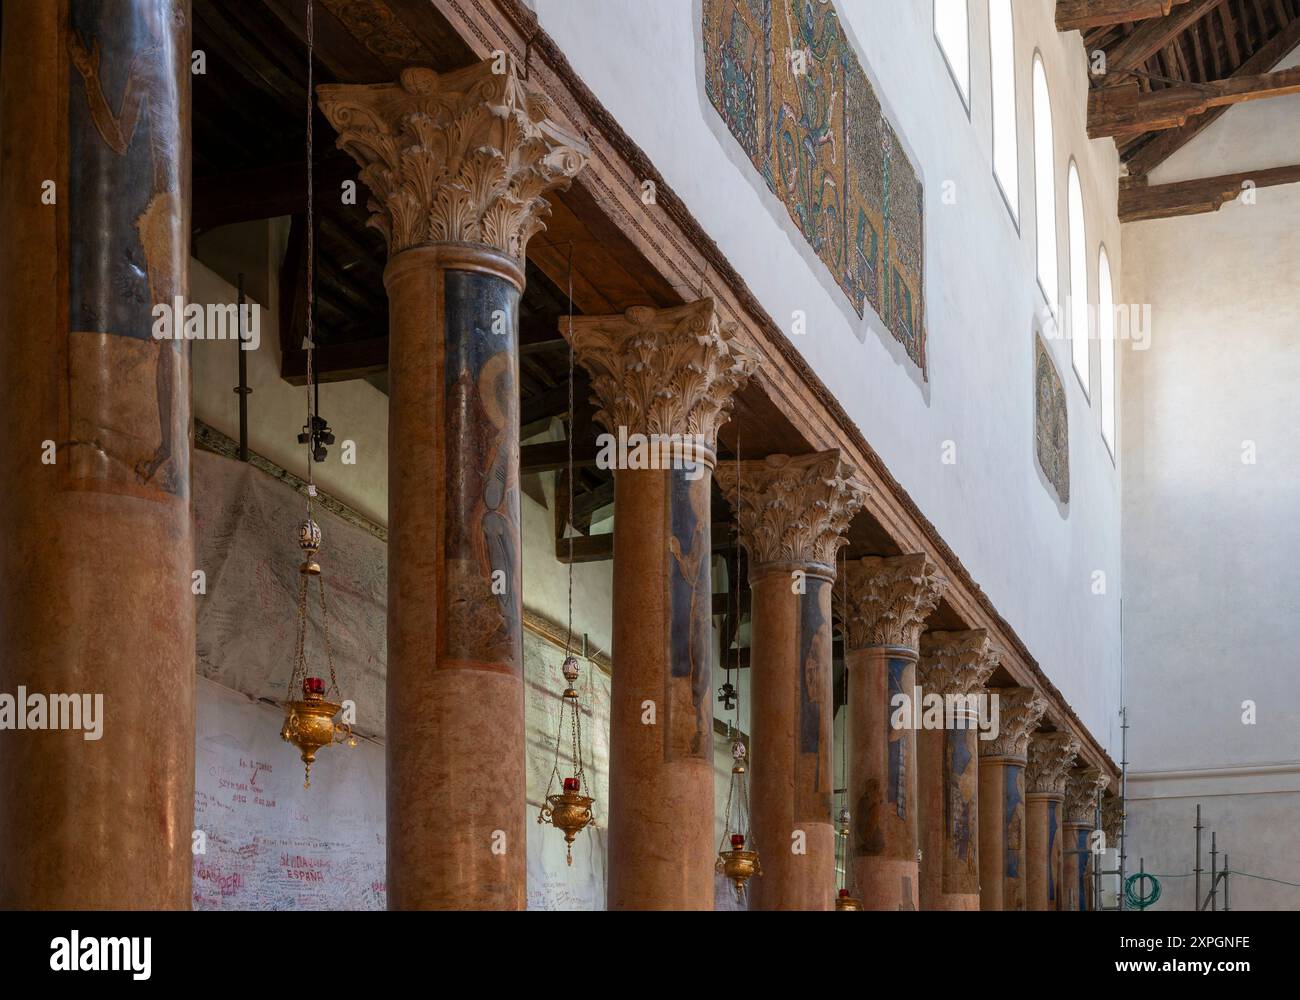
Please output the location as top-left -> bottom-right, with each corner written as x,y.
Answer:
1194,804 -> 1203,909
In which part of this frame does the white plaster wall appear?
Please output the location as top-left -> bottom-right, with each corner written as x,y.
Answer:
191,232 -> 391,526
1121,82 -> 1300,908
531,0 -> 1124,750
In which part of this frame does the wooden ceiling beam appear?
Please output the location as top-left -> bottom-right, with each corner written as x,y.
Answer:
1118,163 -> 1300,220
281,337 -> 389,385
193,157 -> 358,232
1089,64 -> 1300,135
1220,0 -> 1243,66
1125,13 -> 1300,171
520,440 -> 599,474
1102,0 -> 1221,76
1057,0 -> 1194,32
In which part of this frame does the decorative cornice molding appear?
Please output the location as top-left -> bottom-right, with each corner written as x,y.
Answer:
1026,732 -> 1082,796
978,687 -> 1048,761
1064,767 -> 1111,825
317,60 -> 588,260
564,299 -> 761,455
714,451 -> 867,573
834,554 -> 946,651
917,629 -> 1000,696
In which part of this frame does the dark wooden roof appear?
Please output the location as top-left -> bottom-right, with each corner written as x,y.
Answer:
1075,0 -> 1300,174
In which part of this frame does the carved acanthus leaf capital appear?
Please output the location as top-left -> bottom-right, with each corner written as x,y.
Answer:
978,687 -> 1048,760
1064,767 -> 1111,825
1026,733 -> 1082,796
1102,795 -> 1125,842
564,299 -> 762,455
714,451 -> 867,572
834,554 -> 946,651
917,629 -> 1000,695
317,61 -> 589,260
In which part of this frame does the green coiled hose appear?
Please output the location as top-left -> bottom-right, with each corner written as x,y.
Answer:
1124,870 -> 1161,909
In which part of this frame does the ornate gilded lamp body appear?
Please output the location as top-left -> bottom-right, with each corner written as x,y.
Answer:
282,676 -> 355,788
716,736 -> 761,900
537,654 -> 596,865
282,518 -> 356,788
835,889 -> 863,911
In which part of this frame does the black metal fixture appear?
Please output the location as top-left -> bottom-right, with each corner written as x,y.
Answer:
298,381 -> 335,462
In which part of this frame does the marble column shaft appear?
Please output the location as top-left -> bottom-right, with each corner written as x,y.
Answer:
916,630 -> 1000,910
715,452 -> 867,909
1025,732 -> 1081,911
977,687 -> 1048,910
835,554 -> 946,910
0,0 -> 194,908
319,62 -> 587,909
567,300 -> 759,909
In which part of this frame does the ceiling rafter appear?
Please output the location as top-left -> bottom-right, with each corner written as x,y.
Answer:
1124,12 -> 1300,172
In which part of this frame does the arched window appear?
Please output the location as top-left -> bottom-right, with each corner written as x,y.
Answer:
1099,245 -> 1116,455
1067,160 -> 1089,394
989,0 -> 1018,221
1032,55 -> 1058,313
934,0 -> 970,106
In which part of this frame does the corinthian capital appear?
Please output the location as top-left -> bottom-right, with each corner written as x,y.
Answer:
317,61 -> 589,260
978,687 -> 1048,761
1026,733 -> 1082,796
918,629 -> 1000,695
1102,795 -> 1124,842
564,299 -> 761,457
714,451 -> 867,574
834,554 -> 946,651
1064,767 -> 1110,825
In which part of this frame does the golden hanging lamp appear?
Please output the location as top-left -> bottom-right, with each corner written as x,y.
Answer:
537,653 -> 595,865
716,734 -> 761,900
281,514 -> 356,788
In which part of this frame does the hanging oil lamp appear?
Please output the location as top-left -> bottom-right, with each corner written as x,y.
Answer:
716,733 -> 761,900
537,300 -> 597,866
281,511 -> 357,788
835,804 -> 862,910
834,544 -> 861,910
280,6 -> 355,790
537,652 -> 595,865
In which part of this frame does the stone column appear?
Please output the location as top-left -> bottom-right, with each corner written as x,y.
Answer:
567,301 -> 759,909
916,630 -> 1000,910
319,63 -> 587,910
0,0 -> 194,908
715,452 -> 867,910
1025,732 -> 1080,911
835,555 -> 946,910
977,687 -> 1047,910
1062,766 -> 1109,911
